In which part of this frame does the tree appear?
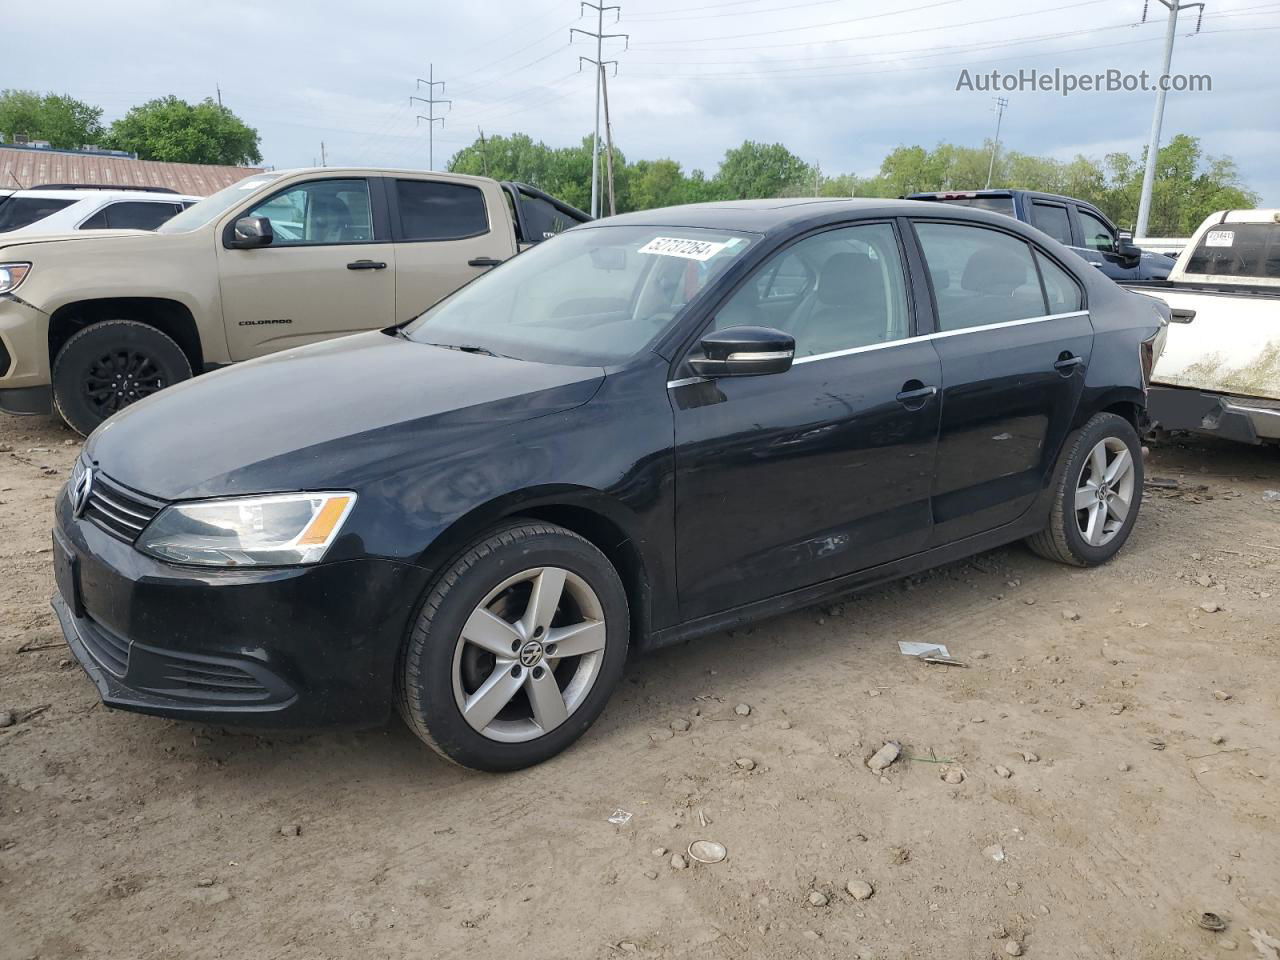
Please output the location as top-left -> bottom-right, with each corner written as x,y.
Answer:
0,89 -> 104,149
103,96 -> 262,165
714,141 -> 812,199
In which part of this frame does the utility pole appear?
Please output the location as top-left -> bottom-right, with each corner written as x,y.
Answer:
477,127 -> 489,177
572,3 -> 627,219
216,83 -> 222,108
320,141 -> 326,167
985,96 -> 1008,189
601,65 -> 617,216
1135,0 -> 1204,238
411,64 -> 451,171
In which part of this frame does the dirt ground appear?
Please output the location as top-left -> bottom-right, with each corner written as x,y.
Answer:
1,411 -> 1277,960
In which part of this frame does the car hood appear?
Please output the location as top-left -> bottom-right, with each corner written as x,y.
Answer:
85,331 -> 606,500
0,228 -> 151,251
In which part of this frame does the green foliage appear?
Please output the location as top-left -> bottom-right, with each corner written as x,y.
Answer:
714,141 -> 813,199
102,96 -> 262,166
0,89 -> 104,149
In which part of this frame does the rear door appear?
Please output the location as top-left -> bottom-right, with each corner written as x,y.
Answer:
388,175 -> 518,321
217,176 -> 396,359
910,219 -> 1093,544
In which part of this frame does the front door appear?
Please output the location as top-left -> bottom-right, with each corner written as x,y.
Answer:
671,221 -> 942,621
911,220 -> 1094,544
217,176 -> 396,360
1072,206 -> 1141,281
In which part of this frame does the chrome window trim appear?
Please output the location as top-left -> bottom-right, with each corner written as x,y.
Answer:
667,310 -> 1090,386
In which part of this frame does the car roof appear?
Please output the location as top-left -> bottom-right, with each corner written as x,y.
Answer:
594,197 -> 1033,235
4,189 -> 202,201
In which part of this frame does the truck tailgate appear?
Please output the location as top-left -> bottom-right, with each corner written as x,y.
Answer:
1134,286 -> 1280,402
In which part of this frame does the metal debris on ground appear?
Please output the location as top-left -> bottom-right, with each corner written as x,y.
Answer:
687,840 -> 727,864
897,641 -> 966,666
607,809 -> 633,826
1198,912 -> 1227,932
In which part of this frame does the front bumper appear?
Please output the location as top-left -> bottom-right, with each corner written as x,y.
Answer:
52,488 -> 429,727
0,293 -> 50,397
1148,384 -> 1280,444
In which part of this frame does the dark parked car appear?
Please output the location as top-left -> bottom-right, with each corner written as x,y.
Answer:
52,198 -> 1169,771
906,189 -> 1176,282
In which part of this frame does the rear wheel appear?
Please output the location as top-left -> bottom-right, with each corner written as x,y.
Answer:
1027,412 -> 1143,567
52,319 -> 192,435
397,521 -> 629,771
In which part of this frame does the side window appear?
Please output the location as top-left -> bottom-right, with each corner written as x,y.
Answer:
714,222 -> 910,358
79,207 -> 112,230
915,222 -> 1045,330
0,197 -> 75,232
395,179 -> 488,241
1030,202 -> 1072,245
246,179 -> 373,245
102,201 -> 182,231
1078,209 -> 1116,253
1035,251 -> 1084,313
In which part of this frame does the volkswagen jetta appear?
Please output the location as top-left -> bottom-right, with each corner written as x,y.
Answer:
52,198 -> 1168,770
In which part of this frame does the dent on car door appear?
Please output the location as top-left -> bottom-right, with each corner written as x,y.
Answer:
389,178 -> 518,321
217,177 -> 396,360
912,221 -> 1093,544
670,221 -> 942,621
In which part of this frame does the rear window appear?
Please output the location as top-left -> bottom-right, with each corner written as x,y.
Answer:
919,195 -> 1017,218
395,179 -> 489,241
0,197 -> 76,232
1183,223 -> 1280,279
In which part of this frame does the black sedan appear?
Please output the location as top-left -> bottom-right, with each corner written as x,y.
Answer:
52,198 -> 1169,770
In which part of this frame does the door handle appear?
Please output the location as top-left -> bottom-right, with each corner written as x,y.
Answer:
468,257 -> 504,268
896,383 -> 938,405
1054,354 -> 1084,373
347,260 -> 387,270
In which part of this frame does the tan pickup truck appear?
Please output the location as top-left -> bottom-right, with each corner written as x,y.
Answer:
0,167 -> 588,433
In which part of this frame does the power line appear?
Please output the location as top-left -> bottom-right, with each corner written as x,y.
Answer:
410,64 -> 451,171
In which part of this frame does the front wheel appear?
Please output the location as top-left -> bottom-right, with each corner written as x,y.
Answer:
1026,412 -> 1144,567
397,521 -> 629,771
52,319 -> 193,435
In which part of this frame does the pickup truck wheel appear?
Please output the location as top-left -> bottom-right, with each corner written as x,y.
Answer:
396,521 -> 629,772
1026,412 -> 1144,567
52,320 -> 193,435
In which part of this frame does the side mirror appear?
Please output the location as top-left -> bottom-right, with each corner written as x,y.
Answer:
228,216 -> 274,249
689,325 -> 794,378
1116,230 -> 1141,261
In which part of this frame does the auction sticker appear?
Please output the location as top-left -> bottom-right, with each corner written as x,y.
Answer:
638,236 -> 730,261
1205,230 -> 1234,247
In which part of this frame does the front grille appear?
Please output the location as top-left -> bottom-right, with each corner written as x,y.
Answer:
78,617 -> 130,677
84,472 -> 164,543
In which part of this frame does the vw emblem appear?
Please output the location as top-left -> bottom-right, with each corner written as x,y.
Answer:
72,466 -> 94,518
518,640 -> 544,668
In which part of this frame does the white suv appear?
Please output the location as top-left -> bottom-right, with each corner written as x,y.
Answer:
0,185 -> 200,236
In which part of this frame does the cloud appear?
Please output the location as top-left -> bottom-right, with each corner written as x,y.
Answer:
7,0 -> 1276,204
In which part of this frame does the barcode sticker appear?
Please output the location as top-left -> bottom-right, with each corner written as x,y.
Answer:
1205,230 -> 1234,247
638,237 -> 730,261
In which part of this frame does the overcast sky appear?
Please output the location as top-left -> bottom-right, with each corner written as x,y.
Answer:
11,0 -> 1280,210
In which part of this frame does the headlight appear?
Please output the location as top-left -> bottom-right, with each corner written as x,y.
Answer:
137,492 -> 356,567
0,262 -> 31,295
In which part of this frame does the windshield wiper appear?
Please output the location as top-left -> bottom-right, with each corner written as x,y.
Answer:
416,340 -> 511,359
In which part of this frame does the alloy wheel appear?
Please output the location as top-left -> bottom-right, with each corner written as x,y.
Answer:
451,566 -> 607,743
1074,437 -> 1135,547
84,349 -> 166,415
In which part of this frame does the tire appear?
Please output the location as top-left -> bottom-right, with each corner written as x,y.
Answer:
397,521 -> 630,772
52,319 -> 193,436
1027,412 -> 1144,567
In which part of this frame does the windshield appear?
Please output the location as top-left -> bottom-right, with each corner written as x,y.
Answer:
403,224 -> 758,365
1183,223 -> 1280,280
156,173 -> 284,234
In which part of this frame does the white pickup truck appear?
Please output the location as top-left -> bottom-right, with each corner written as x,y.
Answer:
1130,209 -> 1280,445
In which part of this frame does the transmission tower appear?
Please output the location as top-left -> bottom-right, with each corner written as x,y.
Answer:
571,3 -> 627,218
411,64 -> 452,171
